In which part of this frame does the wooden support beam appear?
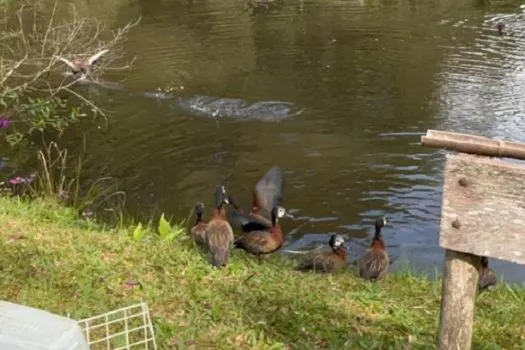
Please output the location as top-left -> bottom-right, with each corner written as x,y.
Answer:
421,129 -> 525,161
438,250 -> 480,350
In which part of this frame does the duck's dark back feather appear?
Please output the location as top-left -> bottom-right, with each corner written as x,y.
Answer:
206,219 -> 234,267
227,209 -> 271,231
295,250 -> 346,273
358,248 -> 389,281
191,222 -> 208,246
254,166 -> 283,218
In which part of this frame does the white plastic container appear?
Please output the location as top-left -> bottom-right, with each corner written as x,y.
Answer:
0,301 -> 90,350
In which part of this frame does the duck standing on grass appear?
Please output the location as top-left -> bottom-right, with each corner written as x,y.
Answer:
295,234 -> 348,273
232,205 -> 288,262
190,202 -> 207,247
358,216 -> 390,281
206,186 -> 234,268
55,49 -> 109,78
227,166 -> 284,232
478,256 -> 497,292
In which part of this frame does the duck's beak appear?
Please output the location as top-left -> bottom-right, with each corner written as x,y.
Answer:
284,213 -> 295,219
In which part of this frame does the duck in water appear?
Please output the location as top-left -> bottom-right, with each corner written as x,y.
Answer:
497,22 -> 505,36
55,49 -> 109,79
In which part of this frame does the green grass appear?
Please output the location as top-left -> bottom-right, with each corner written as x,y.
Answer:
0,196 -> 524,349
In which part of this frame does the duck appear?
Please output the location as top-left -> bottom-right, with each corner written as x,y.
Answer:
205,185 -> 234,268
227,166 -> 284,232
190,202 -> 207,246
478,256 -> 497,292
55,49 -> 109,78
358,216 -> 390,281
497,22 -> 505,36
233,205 -> 287,260
295,234 -> 348,273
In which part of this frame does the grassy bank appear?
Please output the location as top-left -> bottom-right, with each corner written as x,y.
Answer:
0,197 -> 524,349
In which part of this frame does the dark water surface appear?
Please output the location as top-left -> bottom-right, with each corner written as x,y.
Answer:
49,0 -> 525,282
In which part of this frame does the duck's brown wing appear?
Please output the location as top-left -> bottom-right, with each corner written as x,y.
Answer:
234,230 -> 281,255
190,222 -> 208,246
296,251 -> 344,273
206,220 -> 234,267
87,49 -> 110,65
295,251 -> 329,271
254,166 -> 284,218
358,249 -> 389,280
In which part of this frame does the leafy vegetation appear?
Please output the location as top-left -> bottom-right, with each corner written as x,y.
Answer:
0,0 -> 138,173
0,196 -> 524,349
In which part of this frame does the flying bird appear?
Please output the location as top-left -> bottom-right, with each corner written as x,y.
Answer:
55,49 -> 109,78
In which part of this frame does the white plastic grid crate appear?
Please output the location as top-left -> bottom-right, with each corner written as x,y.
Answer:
77,302 -> 157,350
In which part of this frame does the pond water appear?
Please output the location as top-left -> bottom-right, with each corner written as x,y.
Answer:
28,0 -> 525,282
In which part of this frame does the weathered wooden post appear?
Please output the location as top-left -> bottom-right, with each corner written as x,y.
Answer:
421,129 -> 525,350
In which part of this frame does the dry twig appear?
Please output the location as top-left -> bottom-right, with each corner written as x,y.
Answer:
0,1 -> 140,118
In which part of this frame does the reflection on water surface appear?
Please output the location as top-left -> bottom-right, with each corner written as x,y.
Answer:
33,0 -> 525,282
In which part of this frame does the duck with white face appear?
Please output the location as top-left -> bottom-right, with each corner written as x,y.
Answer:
233,205 -> 289,261
227,166 -> 289,232
295,234 -> 349,273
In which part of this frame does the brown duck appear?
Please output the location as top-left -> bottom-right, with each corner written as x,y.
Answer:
227,166 -> 284,232
233,205 -> 287,260
206,185 -> 234,268
478,256 -> 497,291
55,49 -> 109,77
190,202 -> 207,246
358,216 -> 390,281
295,234 -> 348,273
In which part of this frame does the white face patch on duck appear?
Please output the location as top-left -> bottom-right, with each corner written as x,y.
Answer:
276,206 -> 287,218
333,235 -> 345,248
218,186 -> 229,203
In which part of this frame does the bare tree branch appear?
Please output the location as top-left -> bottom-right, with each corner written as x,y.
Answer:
0,0 -> 140,119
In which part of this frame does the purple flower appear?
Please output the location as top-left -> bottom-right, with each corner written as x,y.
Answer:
7,174 -> 35,185
0,118 -> 11,129
8,177 -> 24,185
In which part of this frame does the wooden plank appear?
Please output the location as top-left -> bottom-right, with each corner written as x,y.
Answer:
421,129 -> 525,161
437,249 -> 479,350
440,153 -> 525,264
